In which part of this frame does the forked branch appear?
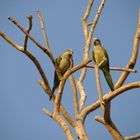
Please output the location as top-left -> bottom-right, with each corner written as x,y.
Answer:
24,15 -> 32,50
8,16 -> 62,81
38,80 -> 76,128
77,0 -> 106,110
94,62 -> 124,140
81,81 -> 140,122
0,31 -> 51,95
43,108 -> 75,140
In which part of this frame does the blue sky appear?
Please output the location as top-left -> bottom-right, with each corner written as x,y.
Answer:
0,0 -> 140,140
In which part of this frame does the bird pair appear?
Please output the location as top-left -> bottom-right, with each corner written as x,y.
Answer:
50,37 -> 114,100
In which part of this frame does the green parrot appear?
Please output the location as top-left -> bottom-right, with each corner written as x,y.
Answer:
92,37 -> 114,91
50,49 -> 73,100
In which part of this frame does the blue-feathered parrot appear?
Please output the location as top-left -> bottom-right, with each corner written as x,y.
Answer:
50,49 -> 73,100
92,37 -> 114,91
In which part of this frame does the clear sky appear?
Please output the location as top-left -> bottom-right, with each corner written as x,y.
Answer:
0,0 -> 140,140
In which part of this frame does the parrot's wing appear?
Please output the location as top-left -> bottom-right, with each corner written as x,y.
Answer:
102,47 -> 109,60
92,51 -> 96,63
56,56 -> 62,66
102,47 -> 110,69
51,56 -> 62,97
69,56 -> 74,69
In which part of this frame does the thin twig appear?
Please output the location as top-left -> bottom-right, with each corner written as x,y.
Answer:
87,22 -> 93,26
24,15 -> 32,50
8,16 -> 47,52
125,133 -> 140,140
87,0 -> 105,46
0,31 -> 51,95
0,31 -> 22,51
7,16 -> 62,80
95,115 -> 105,124
42,108 -> 52,117
86,64 -> 137,73
24,50 -> 51,93
36,10 -> 50,52
63,58 -> 92,80
82,0 -> 94,40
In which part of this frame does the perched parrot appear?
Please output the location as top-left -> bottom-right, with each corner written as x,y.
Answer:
50,49 -> 73,100
92,37 -> 114,91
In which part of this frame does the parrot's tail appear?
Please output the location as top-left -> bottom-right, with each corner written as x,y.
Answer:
102,70 -> 114,91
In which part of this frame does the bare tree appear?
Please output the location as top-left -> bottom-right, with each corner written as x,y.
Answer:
0,1 -> 140,140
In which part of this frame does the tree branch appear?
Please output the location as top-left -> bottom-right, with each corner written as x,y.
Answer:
74,120 -> 89,140
71,58 -> 92,74
8,16 -> 47,52
38,80 -> 76,128
42,108 -> 52,117
53,59 -> 92,119
78,0 -> 94,111
24,50 -> 51,93
69,75 -> 79,119
94,61 -> 124,140
54,79 -> 66,113
86,64 -> 137,73
24,15 -> 32,50
95,115 -> 124,140
125,133 -> 140,140
95,103 -> 124,140
0,31 -> 22,51
94,64 -> 105,111
82,0 -> 94,40
8,16 -> 62,80
0,31 -> 51,96
36,10 -> 50,52
54,66 -> 80,114
78,0 -> 106,111
43,108 -> 75,140
87,0 -> 105,43
81,81 -> 140,122
115,9 -> 140,89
